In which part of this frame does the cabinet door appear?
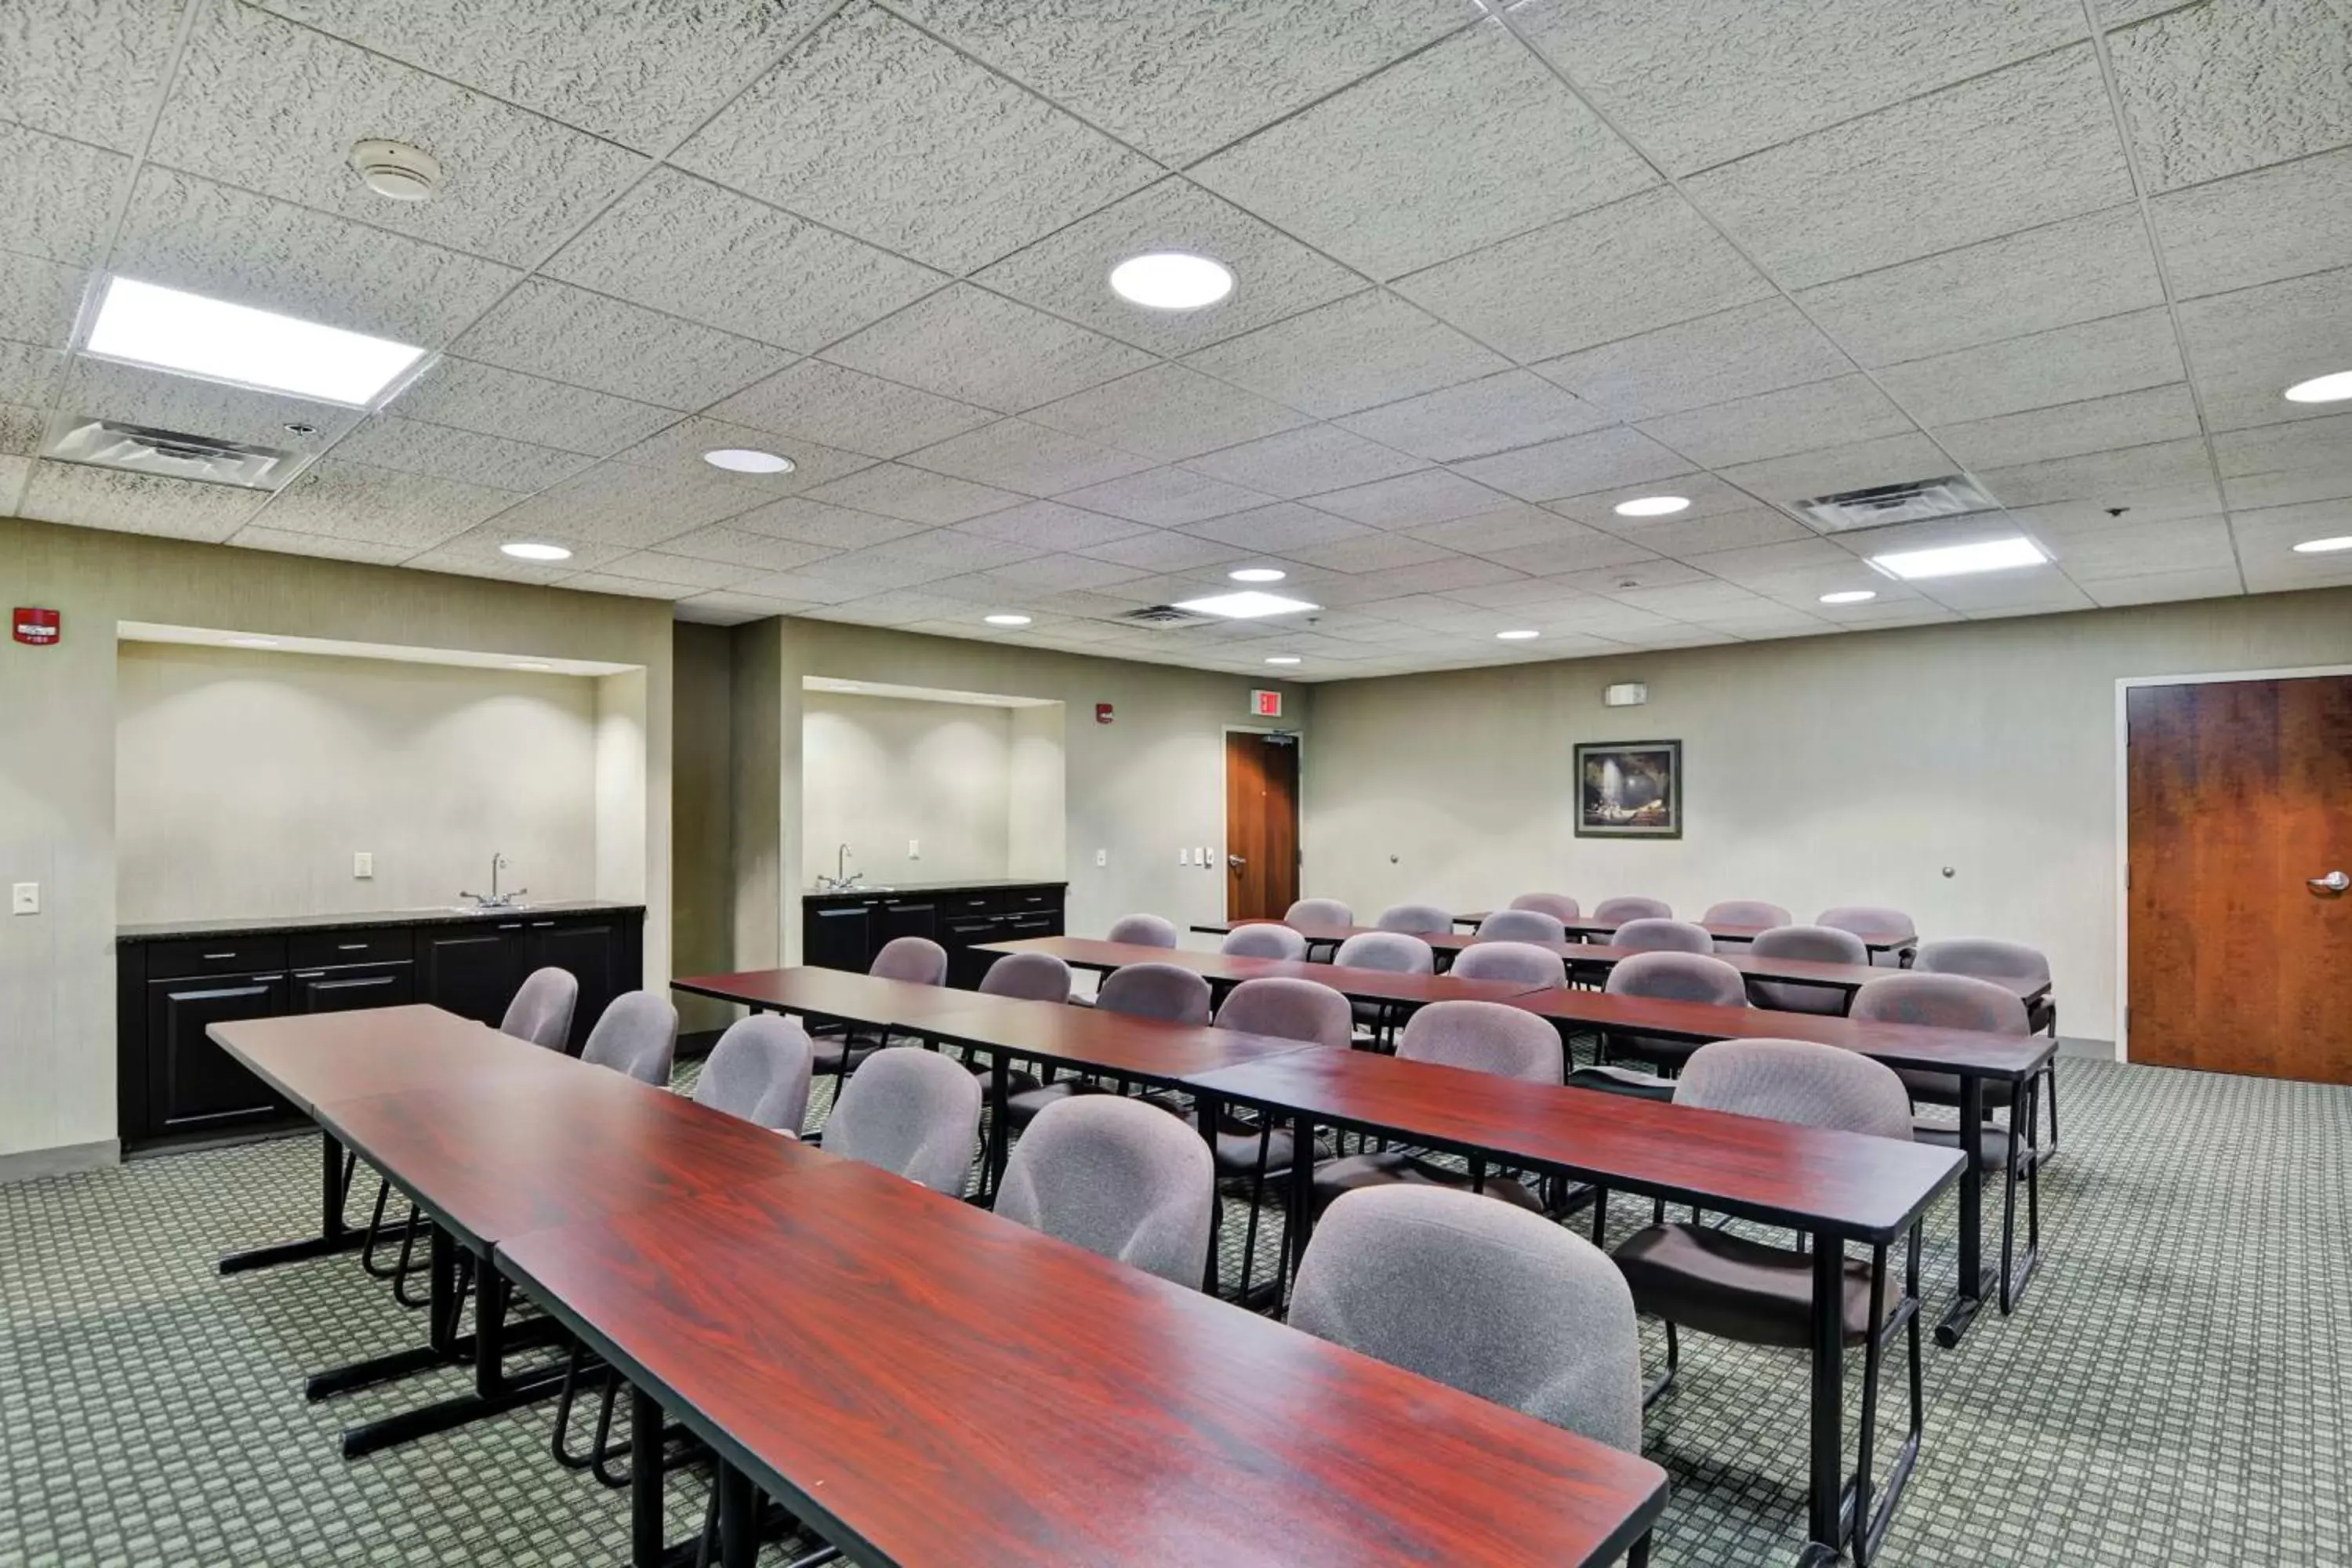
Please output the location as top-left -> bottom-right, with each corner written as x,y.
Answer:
418,926 -> 523,1026
942,914 -> 1011,989
522,919 -> 622,1051
292,963 -> 415,1014
147,973 -> 291,1133
806,903 -> 874,973
873,898 -> 938,948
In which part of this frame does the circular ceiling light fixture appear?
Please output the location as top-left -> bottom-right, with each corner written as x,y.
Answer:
2292,535 -> 2352,554
1496,629 -> 1540,641
702,447 -> 796,474
349,139 -> 443,201
1819,589 -> 1878,604
1613,494 -> 1691,517
1109,252 -> 1235,310
1229,566 -> 1287,583
2283,370 -> 2352,404
1265,655 -> 1302,666
500,541 -> 572,562
983,613 -> 1033,626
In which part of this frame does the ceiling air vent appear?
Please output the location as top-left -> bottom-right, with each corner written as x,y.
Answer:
42,416 -> 302,490
1119,604 -> 1214,626
1792,474 -> 1998,533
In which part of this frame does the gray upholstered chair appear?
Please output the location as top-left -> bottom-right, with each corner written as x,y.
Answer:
1597,951 -> 1745,1080
1374,902 -> 1453,935
1611,918 -> 1713,955
1221,924 -> 1310,961
1285,897 -> 1354,926
692,1014 -> 815,1135
1703,899 -> 1792,928
869,935 -> 949,984
1007,962 -> 1214,1128
1748,924 -> 1869,1015
580,992 -> 677,1086
1473,908 -> 1566,946
978,949 -> 1072,1003
1451,940 -> 1567,989
1917,935 -> 2059,1147
1508,891 -> 1581,923
827,1046 -> 982,1196
1610,1039 -> 1922,1564
1291,1186 -> 1644,1460
995,1095 -> 1216,1288
1334,930 -> 1434,1048
502,967 -> 579,1050
1817,906 -> 1918,967
1206,977 -> 1352,1289
1105,913 -> 1180,948
1594,895 -> 1671,924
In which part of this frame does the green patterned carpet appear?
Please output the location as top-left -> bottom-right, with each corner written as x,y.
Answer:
2,1056 -> 2345,1566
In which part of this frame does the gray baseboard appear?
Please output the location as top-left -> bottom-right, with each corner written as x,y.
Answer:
0,1139 -> 121,1185
2057,1036 -> 2116,1058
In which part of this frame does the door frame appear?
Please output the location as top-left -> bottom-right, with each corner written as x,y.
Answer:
2112,662 -> 2352,1064
1222,723 -> 1303,920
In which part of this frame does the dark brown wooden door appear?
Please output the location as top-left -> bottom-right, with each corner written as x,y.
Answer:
2126,676 -> 2352,1081
1225,731 -> 1300,920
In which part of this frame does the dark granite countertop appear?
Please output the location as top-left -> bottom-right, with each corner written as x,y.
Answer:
801,877 -> 1069,899
117,900 -> 646,943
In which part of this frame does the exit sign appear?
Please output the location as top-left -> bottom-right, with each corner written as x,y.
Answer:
1250,688 -> 1282,717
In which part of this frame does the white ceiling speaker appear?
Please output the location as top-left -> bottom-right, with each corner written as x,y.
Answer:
349,140 -> 442,201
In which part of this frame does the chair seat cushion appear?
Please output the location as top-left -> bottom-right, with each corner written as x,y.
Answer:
1004,1081 -> 1080,1127
1566,1064 -> 1675,1102
1309,1151 -> 1544,1218
1895,1068 -> 2014,1109
1911,1118 -> 2020,1172
1186,1112 -> 1327,1179
1614,1223 -> 1887,1350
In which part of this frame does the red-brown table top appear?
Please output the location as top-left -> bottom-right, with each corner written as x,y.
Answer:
671,966 -> 989,1022
212,1004 -> 572,1114
977,937 -> 1556,1005
1505,989 -> 2056,1080
912,996 -> 1320,1084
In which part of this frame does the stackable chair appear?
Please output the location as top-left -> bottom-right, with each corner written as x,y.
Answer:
1332,930 -> 1433,1049
995,1095 -> 1217,1288
1374,902 -> 1454,935
1748,924 -> 1869,1016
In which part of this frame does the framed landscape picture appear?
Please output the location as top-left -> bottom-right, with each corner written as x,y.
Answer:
1575,740 -> 1682,839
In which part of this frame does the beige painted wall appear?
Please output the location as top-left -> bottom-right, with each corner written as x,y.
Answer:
115,642 -> 601,922
671,622 -> 735,1033
0,515 -> 674,1164
1007,702 -> 1068,881
802,691 -> 1017,886
1302,586 -> 2352,1045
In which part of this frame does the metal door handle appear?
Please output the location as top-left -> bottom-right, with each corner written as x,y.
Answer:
1228,854 -> 1246,869
2310,870 -> 2350,896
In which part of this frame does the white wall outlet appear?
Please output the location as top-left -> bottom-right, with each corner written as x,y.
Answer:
907,839 -> 920,859
11,883 -> 38,916
1094,848 -> 1107,868
1178,846 -> 1189,866
353,851 -> 374,879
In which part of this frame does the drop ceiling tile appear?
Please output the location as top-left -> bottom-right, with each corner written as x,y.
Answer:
0,121 -> 132,267
803,462 -> 1024,526
390,359 -> 677,457
707,359 -> 993,460
1025,364 -> 1308,463
1442,575 -> 1602,610
1454,427 -> 1692,503
254,0 -> 833,151
254,458 -> 518,549
1281,532 -> 1461,574
903,419 -> 1153,496
1189,20 -> 1654,280
820,528 -> 1053,582
1549,559 -> 1713,593
1054,466 -> 1269,526
949,553 -> 1156,593
20,459 -> 269,542
1335,372 -> 1613,463
2107,0 -> 2352,192
2005,485 -> 2228,532
1639,375 -> 1914,469
333,416 -> 590,493
2228,497 -> 2352,552
0,341 -> 67,407
1674,537 -> 1860,583
562,572 -> 704,600
1550,474 -> 1762,528
2045,516 -> 2239,580
1,401 -> 50,456
1873,309 -> 2187,427
604,416 -> 872,496
722,568 -> 869,604
2222,466 -> 2352,510
1934,383 -> 2201,469
676,591 -> 814,625
1308,468 -> 1520,529
1077,529 -> 1257,573
1182,503 -> 1373,554
582,551 -> 764,591
1396,188 -> 1773,365
1714,611 -> 1842,640
653,524 -> 840,574
2150,145 -> 2352,300
1472,531 -> 1664,575
2213,410 -> 2352,478
2176,265 -> 2352,432
1715,431 -> 1955,506
1511,0 -> 2089,176
953,499 -> 1153,552
1682,47 -> 2131,289
673,5 -> 1156,273
2082,567 -> 2249,607
1921,570 -> 2093,616
228,524 -> 416,567
1181,424 -> 1428,499
450,280 -> 790,412
1183,292 -> 1508,419
1974,436 -> 2218,507
0,0 -> 181,151
1405,503 -> 1587,555
1532,299 -> 1857,424
822,285 -> 1154,414
489,459 -> 774,549
688,495 -> 927,552
975,179 -> 1365,355
787,549 -> 968,591
57,358 -> 361,455
2241,544 -> 2352,593
1618,507 -> 1819,557
0,251 -> 85,349
1795,205 -> 2162,366
402,522 -> 630,583
154,0 -> 648,267
1602,624 -> 1743,649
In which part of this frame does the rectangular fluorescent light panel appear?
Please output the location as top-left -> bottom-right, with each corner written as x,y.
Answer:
1171,590 -> 1320,619
85,277 -> 426,407
1868,536 -> 2047,580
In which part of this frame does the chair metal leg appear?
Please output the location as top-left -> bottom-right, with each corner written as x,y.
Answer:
1640,1320 -> 1679,1409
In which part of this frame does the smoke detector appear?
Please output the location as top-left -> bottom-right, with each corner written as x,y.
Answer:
349,140 -> 441,201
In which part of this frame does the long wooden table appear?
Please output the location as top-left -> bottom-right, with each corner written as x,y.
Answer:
978,935 -> 1558,1006
1448,911 -> 1918,955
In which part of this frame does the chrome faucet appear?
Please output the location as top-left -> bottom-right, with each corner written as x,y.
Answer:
460,852 -> 528,909
815,842 -> 864,893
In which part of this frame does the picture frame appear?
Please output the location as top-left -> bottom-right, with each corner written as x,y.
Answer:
1574,739 -> 1682,839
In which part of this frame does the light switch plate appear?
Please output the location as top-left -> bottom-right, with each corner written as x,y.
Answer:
907,839 -> 920,859
353,851 -> 374,879
11,883 -> 38,915
1094,848 -> 1107,867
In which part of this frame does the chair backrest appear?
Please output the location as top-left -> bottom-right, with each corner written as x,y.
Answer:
579,991 -> 678,1086
1675,1037 -> 1915,1141
1290,1186 -> 1642,1453
499,967 -> 578,1051
1450,941 -> 1567,988
1286,898 -> 1355,927
1703,899 -> 1792,927
869,935 -> 948,985
1221,924 -> 1309,961
993,1095 -> 1215,1288
1748,924 -> 1870,1014
1334,931 -> 1433,975
1915,938 -> 2050,991
1397,1000 -> 1562,1083
1593,895 -> 1671,924
1851,972 -> 2029,1036
1214,977 -> 1352,1050
1095,962 -> 1213,1026
1474,909 -> 1566,945
1508,892 -> 1581,922
1374,902 -> 1453,935
1610,917 -> 1713,954
1605,950 -> 1746,1007
1105,913 -> 1180,948
692,1014 -> 814,1134
826,1046 -> 982,1195
978,950 -> 1072,1003
1817,905 -> 1917,967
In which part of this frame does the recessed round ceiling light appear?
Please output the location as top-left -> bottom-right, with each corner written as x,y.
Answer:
702,447 -> 796,474
349,139 -> 442,201
1819,589 -> 1878,604
2292,535 -> 2352,554
1265,655 -> 1302,666
1109,252 -> 1235,310
984,613 -> 1033,626
501,541 -> 572,562
2283,370 -> 2352,404
1496,629 -> 1540,641
227,636 -> 280,648
1613,494 -> 1690,517
1229,566 -> 1287,583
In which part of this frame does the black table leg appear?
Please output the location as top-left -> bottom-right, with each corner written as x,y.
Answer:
1935,1076 -> 1994,1348
717,1461 -> 760,1568
337,1246 -> 568,1457
1800,1234 -> 1846,1566
1194,1090 -> 1224,1298
985,1051 -> 1011,1194
631,1384 -> 665,1568
1281,1116 -> 1316,1310
220,1130 -> 372,1273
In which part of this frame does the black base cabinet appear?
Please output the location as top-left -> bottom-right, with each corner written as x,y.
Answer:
801,880 -> 1065,989
117,905 -> 642,1156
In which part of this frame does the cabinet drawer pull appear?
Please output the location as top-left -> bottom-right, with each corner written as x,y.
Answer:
499,923 -> 523,930
530,920 -> 555,927
296,970 -> 325,978
204,951 -> 238,960
250,974 -> 284,982
337,942 -> 368,951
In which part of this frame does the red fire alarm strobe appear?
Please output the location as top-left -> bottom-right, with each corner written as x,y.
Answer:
12,608 -> 60,646
1095,702 -> 1115,724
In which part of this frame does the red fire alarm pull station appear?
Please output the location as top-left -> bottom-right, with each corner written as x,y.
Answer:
13,608 -> 60,646
1095,702 -> 1115,724
1250,688 -> 1282,718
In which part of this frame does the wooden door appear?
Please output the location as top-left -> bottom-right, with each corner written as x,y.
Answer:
2126,676 -> 2352,1081
1225,731 -> 1300,920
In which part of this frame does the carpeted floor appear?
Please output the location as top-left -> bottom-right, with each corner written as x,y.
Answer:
2,1054 -> 2345,1566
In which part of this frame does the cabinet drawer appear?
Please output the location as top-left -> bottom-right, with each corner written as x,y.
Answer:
939,891 -> 1004,916
143,935 -> 290,981
1006,887 -> 1062,913
289,927 -> 415,968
